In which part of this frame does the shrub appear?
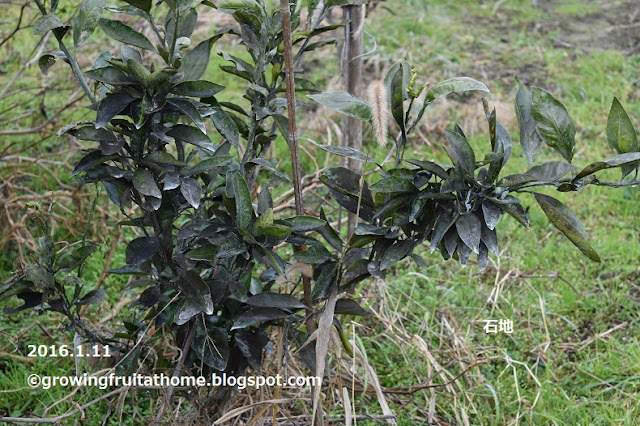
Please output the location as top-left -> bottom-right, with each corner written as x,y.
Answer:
2,0 -> 639,422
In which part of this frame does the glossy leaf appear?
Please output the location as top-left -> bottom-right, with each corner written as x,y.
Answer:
444,129 -> 476,174
193,326 -> 229,371
85,66 -> 133,85
482,201 -> 501,230
181,178 -> 202,209
249,158 -> 291,182
125,236 -> 159,265
174,80 -> 225,98
455,213 -> 481,254
168,98 -> 206,133
76,289 -> 106,306
294,245 -> 333,264
607,97 -> 638,154
235,330 -> 269,370
228,171 -> 253,229
573,152 -> 640,180
307,138 -> 378,165
133,169 -> 161,198
211,107 -> 239,148
98,19 -> 156,51
166,124 -> 216,151
121,0 -> 151,12
424,77 -> 489,106
179,269 -> 214,315
308,92 -> 372,122
334,299 -> 372,316
405,159 -> 450,179
96,93 -> 135,128
370,176 -> 415,193
379,239 -> 412,270
533,193 -> 600,261
514,77 -> 543,166
71,151 -> 117,177
231,307 -> 290,330
245,293 -> 305,310
532,88 -> 576,163
181,37 -> 217,81
284,216 -> 326,232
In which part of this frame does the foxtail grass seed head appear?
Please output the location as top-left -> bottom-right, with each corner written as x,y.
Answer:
367,81 -> 389,148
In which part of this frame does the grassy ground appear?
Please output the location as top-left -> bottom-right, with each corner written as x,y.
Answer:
340,0 -> 640,424
1,0 -> 640,424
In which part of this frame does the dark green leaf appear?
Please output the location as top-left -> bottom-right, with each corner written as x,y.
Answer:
193,326 -> 229,371
308,92 -> 372,121
181,178 -> 202,209
38,54 -> 57,76
174,80 -> 225,98
284,216 -> 326,232
607,97 -> 638,154
71,151 -> 117,177
370,176 -> 415,193
24,264 -> 54,289
532,88 -> 576,163
55,245 -> 95,272
320,167 -> 374,207
76,289 -> 106,306
245,293 -> 305,310
573,152 -> 640,180
424,77 -> 489,106
74,0 -> 105,48
133,169 -> 161,198
249,158 -> 291,182
211,107 -> 239,148
98,18 -> 155,51
294,245 -> 333,264
125,236 -> 159,265
184,155 -> 233,176
514,77 -> 543,166
85,66 -> 134,85
380,239 -> 412,270
307,138 -> 378,165
235,330 -> 269,370
533,193 -> 600,261
405,159 -> 449,179
181,37 -> 218,81
482,201 -> 501,230
455,213 -> 481,254
444,129 -> 476,174
34,14 -> 65,35
179,269 -> 214,314
96,92 -> 135,128
334,299 -> 372,316
166,124 -> 216,151
491,196 -> 529,229
168,98 -> 205,133
386,61 -> 410,141
121,0 -> 151,12
231,307 -> 290,330
145,152 -> 185,167
228,171 -> 253,229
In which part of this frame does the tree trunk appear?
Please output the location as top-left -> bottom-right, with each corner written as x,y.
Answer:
343,4 -> 364,237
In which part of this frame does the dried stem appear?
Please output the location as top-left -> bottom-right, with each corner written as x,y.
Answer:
279,0 -> 315,334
